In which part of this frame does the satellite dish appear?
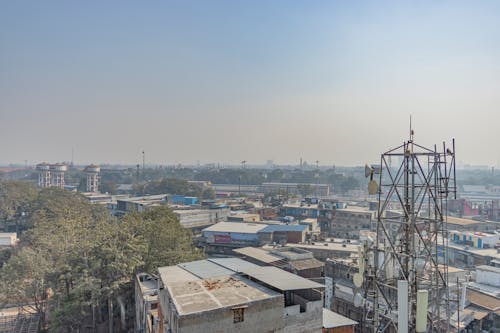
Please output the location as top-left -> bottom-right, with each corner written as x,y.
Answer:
354,293 -> 364,307
368,180 -> 379,195
353,273 -> 363,288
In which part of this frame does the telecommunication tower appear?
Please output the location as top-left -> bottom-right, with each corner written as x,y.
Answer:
360,128 -> 456,332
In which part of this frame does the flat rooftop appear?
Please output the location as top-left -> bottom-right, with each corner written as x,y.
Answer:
158,265 -> 281,315
447,216 -> 483,226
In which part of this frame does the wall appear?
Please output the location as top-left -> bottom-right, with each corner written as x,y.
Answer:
176,296 -> 285,333
283,300 -> 323,333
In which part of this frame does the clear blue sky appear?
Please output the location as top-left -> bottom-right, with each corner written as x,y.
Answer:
1,1 -> 499,166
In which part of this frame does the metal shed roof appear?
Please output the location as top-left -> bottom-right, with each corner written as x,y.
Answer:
233,247 -> 283,264
208,257 -> 260,272
202,222 -> 268,234
177,260 -> 234,279
260,224 -> 308,233
242,266 -> 324,291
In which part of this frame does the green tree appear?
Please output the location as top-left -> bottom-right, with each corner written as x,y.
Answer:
121,206 -> 204,273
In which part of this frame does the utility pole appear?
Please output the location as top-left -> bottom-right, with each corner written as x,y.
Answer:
142,150 -> 145,181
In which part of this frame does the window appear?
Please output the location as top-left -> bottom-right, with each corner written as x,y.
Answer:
233,308 -> 245,323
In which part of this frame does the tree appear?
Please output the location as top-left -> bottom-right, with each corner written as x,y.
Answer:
0,246 -> 53,331
121,206 -> 204,273
0,180 -> 39,232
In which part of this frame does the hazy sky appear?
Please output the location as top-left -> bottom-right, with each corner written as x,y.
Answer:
1,1 -> 499,166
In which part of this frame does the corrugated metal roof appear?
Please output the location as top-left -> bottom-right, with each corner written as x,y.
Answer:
322,309 -> 358,328
208,257 -> 260,272
242,266 -> 324,291
233,247 -> 283,263
177,260 -> 234,279
202,222 -> 267,234
260,224 -> 308,233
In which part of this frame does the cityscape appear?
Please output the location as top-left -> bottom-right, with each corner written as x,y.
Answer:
1,1 -> 500,333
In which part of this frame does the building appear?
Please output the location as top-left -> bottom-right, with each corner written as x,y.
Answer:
259,224 -> 308,244
449,230 -> 499,249
135,273 -> 159,333
234,246 -> 324,279
261,183 -> 331,197
227,213 -> 261,222
115,194 -> 169,216
201,222 -> 310,254
320,208 -> 375,240
291,241 -> 359,262
281,204 -> 319,219
173,207 -> 230,232
475,265 -> 500,287
0,233 -> 18,247
157,257 -> 324,333
446,216 -> 498,233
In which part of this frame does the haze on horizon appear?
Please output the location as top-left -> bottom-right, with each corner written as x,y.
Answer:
1,1 -> 499,167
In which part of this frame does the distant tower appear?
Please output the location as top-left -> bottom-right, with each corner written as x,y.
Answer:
84,164 -> 100,192
36,163 -> 51,187
50,163 -> 68,189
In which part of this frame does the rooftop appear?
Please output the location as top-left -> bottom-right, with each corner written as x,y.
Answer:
323,308 -> 358,328
233,247 -> 284,264
476,265 -> 500,274
241,266 -> 324,291
166,273 -> 281,315
202,222 -> 268,234
260,224 -> 308,233
291,242 -> 359,253
467,289 -> 500,311
447,216 -> 483,226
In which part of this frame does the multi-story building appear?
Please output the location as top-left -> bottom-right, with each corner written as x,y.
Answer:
320,207 -> 375,240
135,273 -> 159,333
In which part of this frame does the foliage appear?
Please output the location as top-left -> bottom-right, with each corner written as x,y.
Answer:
121,206 -> 204,272
0,185 -> 201,332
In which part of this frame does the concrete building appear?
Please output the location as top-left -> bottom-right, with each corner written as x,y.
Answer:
446,216 -> 498,233
135,273 -> 159,333
201,222 -> 310,254
115,194 -> 169,216
173,207 -> 230,233
83,164 -> 100,193
0,233 -> 18,247
449,230 -> 499,249
227,213 -> 261,222
291,241 -> 359,262
320,208 -> 376,240
157,257 -> 324,333
261,182 -> 331,197
281,204 -> 319,219
475,265 -> 500,287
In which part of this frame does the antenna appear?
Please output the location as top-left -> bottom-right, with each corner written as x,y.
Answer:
409,115 -> 414,142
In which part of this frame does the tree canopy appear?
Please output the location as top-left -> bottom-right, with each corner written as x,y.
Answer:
0,181 -> 203,332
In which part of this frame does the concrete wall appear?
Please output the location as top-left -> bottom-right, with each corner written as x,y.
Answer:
283,300 -> 323,333
177,296 -> 285,333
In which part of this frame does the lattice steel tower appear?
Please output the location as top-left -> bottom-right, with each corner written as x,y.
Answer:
365,131 -> 456,333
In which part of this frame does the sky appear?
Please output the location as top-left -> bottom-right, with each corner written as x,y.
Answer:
1,1 -> 499,167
